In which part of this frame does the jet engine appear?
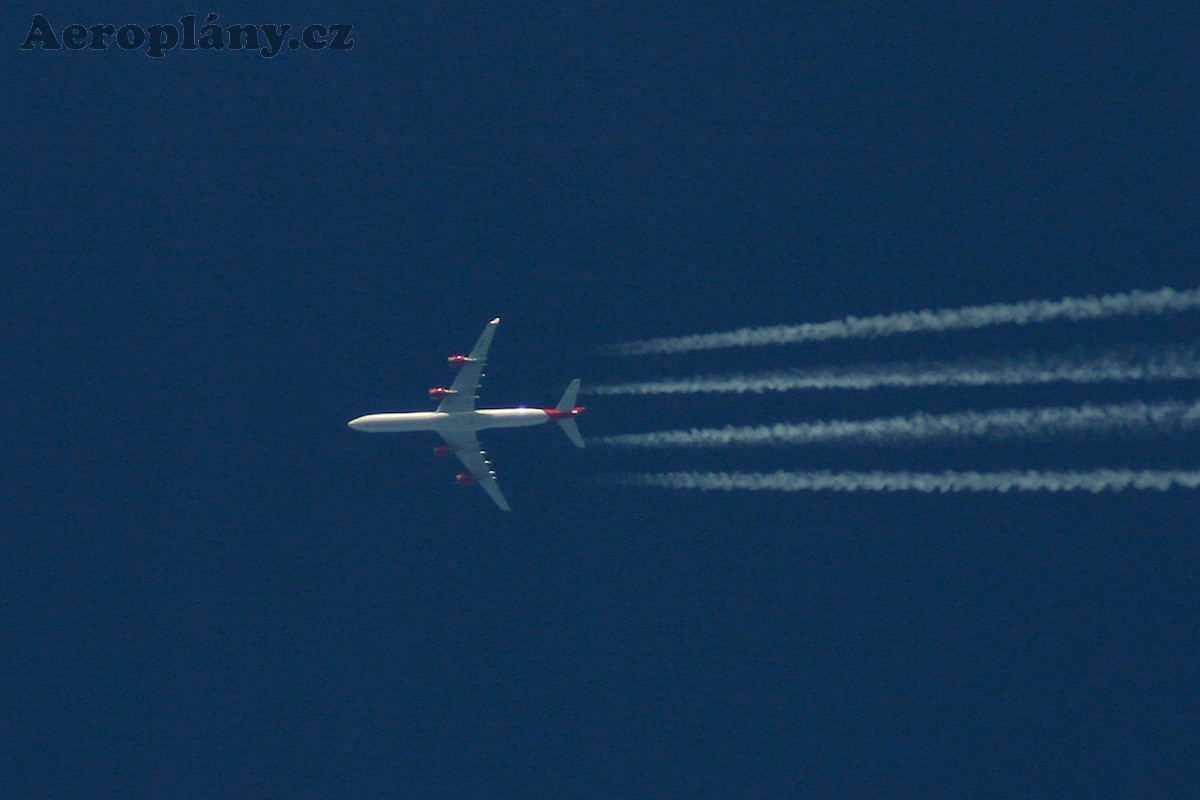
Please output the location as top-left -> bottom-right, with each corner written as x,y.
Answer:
447,355 -> 477,367
455,473 -> 476,486
429,387 -> 458,400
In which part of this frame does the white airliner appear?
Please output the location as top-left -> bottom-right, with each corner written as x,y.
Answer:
347,317 -> 585,511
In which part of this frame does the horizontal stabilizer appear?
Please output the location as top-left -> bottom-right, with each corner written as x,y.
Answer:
558,418 -> 585,448
554,379 -> 585,448
556,378 -> 581,413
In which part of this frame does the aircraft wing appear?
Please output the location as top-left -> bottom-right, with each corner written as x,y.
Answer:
438,429 -> 511,511
437,317 -> 500,413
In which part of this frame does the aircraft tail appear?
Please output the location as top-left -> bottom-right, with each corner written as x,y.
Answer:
548,378 -> 586,448
556,378 -> 581,413
558,418 -> 585,448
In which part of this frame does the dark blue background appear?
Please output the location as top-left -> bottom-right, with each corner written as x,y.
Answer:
5,3 -> 1198,797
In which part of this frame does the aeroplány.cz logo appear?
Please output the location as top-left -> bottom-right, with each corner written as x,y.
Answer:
20,14 -> 354,58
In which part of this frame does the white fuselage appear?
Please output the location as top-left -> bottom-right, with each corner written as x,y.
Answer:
347,407 -> 550,434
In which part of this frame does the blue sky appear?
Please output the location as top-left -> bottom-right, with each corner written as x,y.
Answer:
4,4 -> 1198,797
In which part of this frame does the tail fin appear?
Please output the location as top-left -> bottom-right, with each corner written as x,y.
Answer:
552,379 -> 586,448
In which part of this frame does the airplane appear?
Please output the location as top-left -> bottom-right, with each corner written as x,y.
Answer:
347,317 -> 585,511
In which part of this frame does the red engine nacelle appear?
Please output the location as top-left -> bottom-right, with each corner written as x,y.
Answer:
433,446 -> 452,457
447,354 -> 476,367
455,473 -> 476,486
429,386 -> 458,400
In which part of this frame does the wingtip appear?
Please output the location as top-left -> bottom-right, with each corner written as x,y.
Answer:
490,317 -> 501,325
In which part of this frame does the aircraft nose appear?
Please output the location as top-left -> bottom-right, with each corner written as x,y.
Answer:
348,417 -> 364,430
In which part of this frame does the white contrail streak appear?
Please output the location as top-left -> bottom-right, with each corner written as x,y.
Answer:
588,347 -> 1200,396
602,286 -> 1200,355
603,469 -> 1200,493
592,399 -> 1200,449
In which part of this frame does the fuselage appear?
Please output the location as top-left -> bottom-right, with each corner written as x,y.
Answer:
347,407 -> 550,434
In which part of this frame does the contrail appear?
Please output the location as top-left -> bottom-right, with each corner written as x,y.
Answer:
602,286 -> 1200,355
592,399 -> 1200,449
603,468 -> 1200,493
588,347 -> 1200,396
